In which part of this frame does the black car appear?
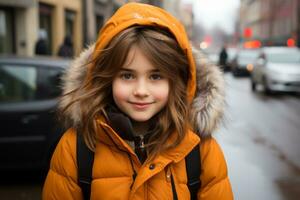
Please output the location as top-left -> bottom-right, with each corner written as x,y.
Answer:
0,56 -> 70,171
231,49 -> 259,77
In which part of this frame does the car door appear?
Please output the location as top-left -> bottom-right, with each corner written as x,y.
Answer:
0,63 -> 64,169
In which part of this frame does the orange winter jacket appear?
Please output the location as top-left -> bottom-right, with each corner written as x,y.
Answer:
43,3 -> 233,200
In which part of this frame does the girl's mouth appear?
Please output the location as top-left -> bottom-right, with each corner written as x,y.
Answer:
129,102 -> 153,109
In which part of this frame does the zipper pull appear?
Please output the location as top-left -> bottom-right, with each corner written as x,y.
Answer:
139,135 -> 145,149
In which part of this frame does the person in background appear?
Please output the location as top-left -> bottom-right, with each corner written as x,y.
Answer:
219,46 -> 228,71
43,3 -> 233,199
57,35 -> 74,58
35,29 -> 48,55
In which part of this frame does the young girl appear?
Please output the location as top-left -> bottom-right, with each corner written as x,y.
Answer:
43,3 -> 233,200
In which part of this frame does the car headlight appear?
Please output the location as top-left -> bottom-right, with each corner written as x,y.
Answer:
246,64 -> 254,72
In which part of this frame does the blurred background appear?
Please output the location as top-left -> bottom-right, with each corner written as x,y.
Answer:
0,0 -> 300,199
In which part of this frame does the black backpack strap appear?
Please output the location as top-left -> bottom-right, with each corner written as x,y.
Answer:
185,144 -> 201,200
77,133 -> 94,200
171,174 -> 178,200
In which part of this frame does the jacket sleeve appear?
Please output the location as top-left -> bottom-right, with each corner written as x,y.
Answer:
197,137 -> 234,200
42,129 -> 83,200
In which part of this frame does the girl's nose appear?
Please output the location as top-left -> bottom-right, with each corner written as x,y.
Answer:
133,80 -> 149,97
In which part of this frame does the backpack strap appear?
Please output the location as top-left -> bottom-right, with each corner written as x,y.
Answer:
77,133 -> 94,200
185,144 -> 201,200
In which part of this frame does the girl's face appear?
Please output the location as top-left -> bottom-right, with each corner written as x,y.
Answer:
112,46 -> 169,122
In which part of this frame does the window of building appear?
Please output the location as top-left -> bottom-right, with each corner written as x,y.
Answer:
0,7 -> 15,54
65,9 -> 75,38
96,15 -> 104,37
39,3 -> 53,55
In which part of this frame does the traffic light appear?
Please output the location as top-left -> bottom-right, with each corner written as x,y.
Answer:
244,27 -> 252,39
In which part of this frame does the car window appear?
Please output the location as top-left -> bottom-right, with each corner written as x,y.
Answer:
0,64 -> 63,103
237,51 -> 259,63
266,52 -> 300,63
36,67 -> 63,99
227,49 -> 237,60
239,51 -> 259,59
0,65 -> 37,102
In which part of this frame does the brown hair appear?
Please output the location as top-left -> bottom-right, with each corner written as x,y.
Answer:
61,26 -> 190,161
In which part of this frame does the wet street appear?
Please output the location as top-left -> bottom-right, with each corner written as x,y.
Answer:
216,73 -> 300,200
0,73 -> 300,200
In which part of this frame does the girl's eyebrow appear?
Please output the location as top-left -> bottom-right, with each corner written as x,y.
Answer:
119,68 -> 133,72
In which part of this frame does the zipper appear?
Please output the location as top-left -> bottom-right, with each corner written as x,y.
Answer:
134,135 -> 147,163
139,135 -> 145,149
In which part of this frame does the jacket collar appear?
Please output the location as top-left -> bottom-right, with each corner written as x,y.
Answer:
96,117 -> 200,163
105,105 -> 154,141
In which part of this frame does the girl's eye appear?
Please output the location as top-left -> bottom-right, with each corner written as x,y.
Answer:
120,73 -> 134,80
150,74 -> 163,80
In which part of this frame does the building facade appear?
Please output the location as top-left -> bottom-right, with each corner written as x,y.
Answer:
83,0 -> 164,46
0,0 -> 167,56
239,0 -> 299,47
0,0 -> 82,56
0,0 -> 37,55
82,0 -> 126,46
38,0 -> 82,56
0,0 -> 173,56
163,0 -> 194,40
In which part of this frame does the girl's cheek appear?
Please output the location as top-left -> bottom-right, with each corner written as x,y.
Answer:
152,83 -> 169,100
112,81 -> 129,100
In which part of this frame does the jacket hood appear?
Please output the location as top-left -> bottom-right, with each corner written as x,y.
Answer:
92,3 -> 196,102
59,3 -> 226,138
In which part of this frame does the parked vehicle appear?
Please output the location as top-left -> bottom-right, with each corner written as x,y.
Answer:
251,47 -> 300,94
231,49 -> 260,76
0,56 -> 70,170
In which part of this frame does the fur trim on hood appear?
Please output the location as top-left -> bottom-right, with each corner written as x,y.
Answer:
59,44 -> 225,138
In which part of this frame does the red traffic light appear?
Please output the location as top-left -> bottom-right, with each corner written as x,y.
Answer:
244,27 -> 252,38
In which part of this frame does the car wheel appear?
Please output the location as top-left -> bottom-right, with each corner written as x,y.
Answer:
233,69 -> 238,77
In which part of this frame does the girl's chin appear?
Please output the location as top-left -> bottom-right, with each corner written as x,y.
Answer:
131,117 -> 151,123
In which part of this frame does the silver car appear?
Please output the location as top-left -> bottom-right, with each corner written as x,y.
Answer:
251,47 -> 300,93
